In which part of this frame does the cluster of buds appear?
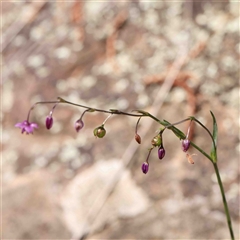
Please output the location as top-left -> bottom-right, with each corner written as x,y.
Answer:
15,98 -> 194,175
140,131 -> 165,174
141,121 -> 193,174
45,104 -> 86,134
151,133 -> 165,160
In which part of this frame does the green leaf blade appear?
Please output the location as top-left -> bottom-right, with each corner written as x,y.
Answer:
210,111 -> 218,163
132,110 -> 149,116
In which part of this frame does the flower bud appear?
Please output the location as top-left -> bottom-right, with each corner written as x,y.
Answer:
93,125 -> 106,138
135,133 -> 141,144
151,134 -> 162,147
46,115 -> 53,129
158,146 -> 165,159
182,139 -> 190,152
141,162 -> 149,174
75,119 -> 84,132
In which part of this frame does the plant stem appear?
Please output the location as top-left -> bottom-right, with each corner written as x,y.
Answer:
213,162 -> 234,240
58,97 -> 144,117
29,98 -> 234,239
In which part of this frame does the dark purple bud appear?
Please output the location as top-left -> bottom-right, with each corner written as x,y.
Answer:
135,133 -> 141,144
75,119 -> 84,132
158,146 -> 165,159
46,115 -> 53,129
182,139 -> 190,152
141,162 -> 149,174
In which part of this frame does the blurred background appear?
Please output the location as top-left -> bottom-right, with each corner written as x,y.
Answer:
2,1 -> 239,239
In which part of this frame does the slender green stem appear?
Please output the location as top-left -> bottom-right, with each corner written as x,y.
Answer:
103,113 -> 112,125
135,117 -> 142,134
165,117 -> 191,128
58,97 -> 144,117
213,162 -> 234,240
27,100 -> 60,122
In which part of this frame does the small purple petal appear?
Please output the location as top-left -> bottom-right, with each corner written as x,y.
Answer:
30,122 -> 38,129
182,139 -> 190,152
25,125 -> 34,133
15,120 -> 38,134
158,147 -> 165,160
15,122 -> 23,128
15,120 -> 27,128
142,162 -> 149,174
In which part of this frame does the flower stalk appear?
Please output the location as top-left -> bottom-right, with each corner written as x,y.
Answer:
15,97 -> 235,239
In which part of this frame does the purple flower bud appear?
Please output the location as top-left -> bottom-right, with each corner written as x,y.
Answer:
158,146 -> 165,160
75,119 -> 84,132
46,115 -> 53,130
182,139 -> 190,152
141,162 -> 149,174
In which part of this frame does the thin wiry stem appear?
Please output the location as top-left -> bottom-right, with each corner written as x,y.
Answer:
58,97 -> 144,117
213,163 -> 234,240
135,117 -> 142,134
27,100 -> 59,122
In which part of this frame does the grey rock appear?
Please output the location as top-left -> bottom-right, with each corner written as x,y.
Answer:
2,170 -> 71,239
61,159 -> 150,238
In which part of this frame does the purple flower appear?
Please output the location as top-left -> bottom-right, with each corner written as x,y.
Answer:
75,119 -> 84,132
15,120 -> 38,134
182,139 -> 190,152
158,146 -> 165,160
142,162 -> 149,174
46,115 -> 53,129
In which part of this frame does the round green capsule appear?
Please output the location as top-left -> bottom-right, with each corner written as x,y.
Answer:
93,125 -> 106,138
151,134 -> 162,147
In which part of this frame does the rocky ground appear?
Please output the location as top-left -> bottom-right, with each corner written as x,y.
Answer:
2,1 -> 239,239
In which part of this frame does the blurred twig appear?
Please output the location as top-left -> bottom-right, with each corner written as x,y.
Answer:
106,10 -> 128,72
71,1 -> 85,42
144,39 -> 208,139
2,1 -> 47,52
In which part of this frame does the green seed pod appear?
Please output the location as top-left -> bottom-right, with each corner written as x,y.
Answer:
151,134 -> 162,147
93,127 -> 98,136
93,125 -> 106,138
